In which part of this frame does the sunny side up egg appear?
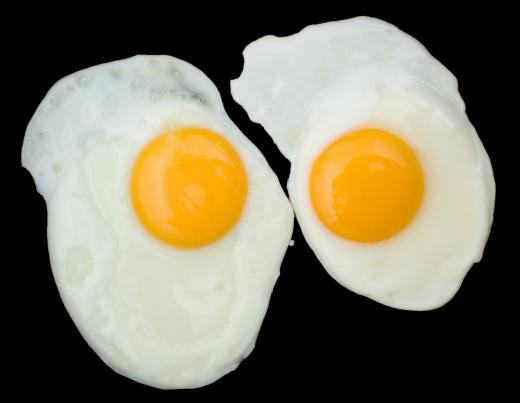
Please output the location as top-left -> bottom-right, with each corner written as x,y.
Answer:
231,17 -> 495,310
22,55 -> 294,388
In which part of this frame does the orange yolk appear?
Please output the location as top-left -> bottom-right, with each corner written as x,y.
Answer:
130,127 -> 248,248
310,128 -> 424,243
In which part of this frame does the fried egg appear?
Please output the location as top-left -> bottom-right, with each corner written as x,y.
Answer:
231,17 -> 495,310
22,55 -> 293,388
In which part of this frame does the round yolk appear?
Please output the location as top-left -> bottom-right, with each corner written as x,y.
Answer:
310,128 -> 424,243
130,127 -> 248,248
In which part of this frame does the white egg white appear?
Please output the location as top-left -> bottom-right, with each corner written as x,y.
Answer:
231,17 -> 495,310
22,55 -> 294,388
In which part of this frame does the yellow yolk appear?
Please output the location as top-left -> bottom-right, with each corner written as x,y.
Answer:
310,128 -> 424,243
130,127 -> 248,248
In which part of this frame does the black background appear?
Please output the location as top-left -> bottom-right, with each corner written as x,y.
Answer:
10,3 -> 512,397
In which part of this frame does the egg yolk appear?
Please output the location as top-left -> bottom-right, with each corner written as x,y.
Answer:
310,128 -> 424,243
130,127 -> 248,248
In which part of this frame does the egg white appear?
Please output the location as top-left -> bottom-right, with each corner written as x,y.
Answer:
22,55 -> 294,388
231,17 -> 495,310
